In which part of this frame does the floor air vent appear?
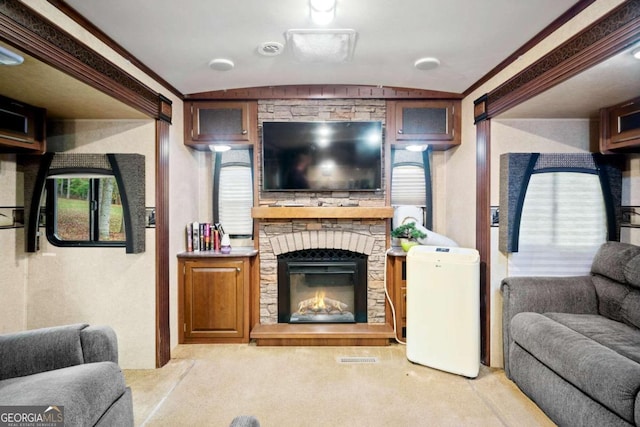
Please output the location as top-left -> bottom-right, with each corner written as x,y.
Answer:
337,356 -> 379,364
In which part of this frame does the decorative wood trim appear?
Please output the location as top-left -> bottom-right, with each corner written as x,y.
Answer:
46,0 -> 182,99
158,94 -> 173,124
475,119 -> 491,366
251,206 -> 394,219
463,0 -> 597,96
0,0 -> 170,121
485,0 -> 640,118
186,85 -> 463,100
155,119 -> 171,367
473,94 -> 488,124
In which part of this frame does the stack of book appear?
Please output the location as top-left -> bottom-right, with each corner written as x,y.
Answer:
185,222 -> 224,252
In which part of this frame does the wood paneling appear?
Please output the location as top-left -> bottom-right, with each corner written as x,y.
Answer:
186,85 -> 463,100
475,119 -> 491,365
156,119 -> 171,367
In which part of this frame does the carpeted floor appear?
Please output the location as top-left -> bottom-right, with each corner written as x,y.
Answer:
124,343 -> 555,427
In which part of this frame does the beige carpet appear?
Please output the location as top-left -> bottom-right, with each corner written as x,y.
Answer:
124,344 -> 555,427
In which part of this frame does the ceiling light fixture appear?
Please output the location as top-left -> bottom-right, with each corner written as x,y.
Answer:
208,58 -> 235,71
209,144 -> 231,152
0,46 -> 24,66
285,29 -> 357,63
414,57 -> 440,71
309,0 -> 336,25
632,47 -> 640,60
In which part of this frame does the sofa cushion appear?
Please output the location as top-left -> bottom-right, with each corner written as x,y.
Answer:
591,241 -> 640,284
0,324 -> 87,380
510,312 -> 640,424
593,275 -> 640,329
0,362 -> 127,427
625,253 -> 640,288
544,312 -> 640,364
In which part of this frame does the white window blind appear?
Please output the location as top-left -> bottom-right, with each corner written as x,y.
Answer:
508,172 -> 607,277
218,165 -> 253,236
391,165 -> 426,206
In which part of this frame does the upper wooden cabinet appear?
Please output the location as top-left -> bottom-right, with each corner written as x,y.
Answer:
184,101 -> 257,150
386,100 -> 461,150
0,95 -> 46,153
600,96 -> 640,153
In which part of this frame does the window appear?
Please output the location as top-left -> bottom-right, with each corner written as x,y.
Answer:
45,175 -> 126,246
213,149 -> 254,238
499,152 -> 623,277
508,172 -> 607,276
390,146 -> 432,229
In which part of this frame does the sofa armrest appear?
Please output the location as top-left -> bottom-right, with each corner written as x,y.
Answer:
80,325 -> 119,364
0,324 -> 88,380
500,276 -> 597,377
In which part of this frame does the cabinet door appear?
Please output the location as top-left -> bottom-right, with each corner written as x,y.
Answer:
184,259 -> 245,340
387,100 -> 460,150
0,95 -> 45,153
185,101 -> 257,148
600,96 -> 640,152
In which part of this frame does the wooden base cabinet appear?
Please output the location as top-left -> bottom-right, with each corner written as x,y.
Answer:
178,252 -> 256,343
386,249 -> 407,340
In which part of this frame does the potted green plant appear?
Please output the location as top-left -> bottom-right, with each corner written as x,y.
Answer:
391,222 -> 427,252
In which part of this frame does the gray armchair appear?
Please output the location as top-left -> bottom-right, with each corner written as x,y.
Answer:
0,324 -> 133,427
501,241 -> 640,426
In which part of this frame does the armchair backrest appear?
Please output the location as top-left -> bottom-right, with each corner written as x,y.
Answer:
0,324 -> 87,381
591,242 -> 640,328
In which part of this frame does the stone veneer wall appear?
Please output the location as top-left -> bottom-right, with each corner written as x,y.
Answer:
256,99 -> 389,324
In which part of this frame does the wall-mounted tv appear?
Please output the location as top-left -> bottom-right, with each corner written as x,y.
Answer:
262,121 -> 383,192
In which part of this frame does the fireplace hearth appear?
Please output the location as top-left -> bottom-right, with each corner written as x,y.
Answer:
278,249 -> 367,324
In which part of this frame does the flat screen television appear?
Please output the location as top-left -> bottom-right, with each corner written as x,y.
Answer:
262,121 -> 383,191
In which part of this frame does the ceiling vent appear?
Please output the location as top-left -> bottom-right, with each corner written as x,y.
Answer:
257,41 -> 284,57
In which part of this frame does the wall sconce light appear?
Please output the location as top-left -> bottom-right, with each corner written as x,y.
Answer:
209,144 -> 231,152
310,0 -> 336,25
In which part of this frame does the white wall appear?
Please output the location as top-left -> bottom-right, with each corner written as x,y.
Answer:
0,155 -> 28,333
22,120 -> 156,368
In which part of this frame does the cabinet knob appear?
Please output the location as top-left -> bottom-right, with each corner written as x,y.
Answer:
236,267 -> 241,272
398,129 -> 403,134
241,129 -> 248,135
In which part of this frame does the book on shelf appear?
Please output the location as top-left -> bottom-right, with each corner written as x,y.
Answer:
185,221 -> 223,252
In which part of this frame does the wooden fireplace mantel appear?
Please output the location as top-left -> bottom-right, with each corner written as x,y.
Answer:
252,206 -> 394,219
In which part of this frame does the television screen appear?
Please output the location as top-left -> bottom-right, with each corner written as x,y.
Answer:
262,121 -> 383,191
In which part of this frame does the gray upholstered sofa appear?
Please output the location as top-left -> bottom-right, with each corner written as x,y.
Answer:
0,323 -> 133,427
502,241 -> 640,427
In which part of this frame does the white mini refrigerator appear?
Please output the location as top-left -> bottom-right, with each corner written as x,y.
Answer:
406,246 -> 480,378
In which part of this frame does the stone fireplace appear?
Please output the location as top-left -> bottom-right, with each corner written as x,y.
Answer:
277,248 -> 368,324
257,220 -> 388,325
250,98 -> 393,344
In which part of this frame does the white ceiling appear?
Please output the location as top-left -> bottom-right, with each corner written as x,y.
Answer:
64,0 -> 579,95
0,1 -> 637,121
